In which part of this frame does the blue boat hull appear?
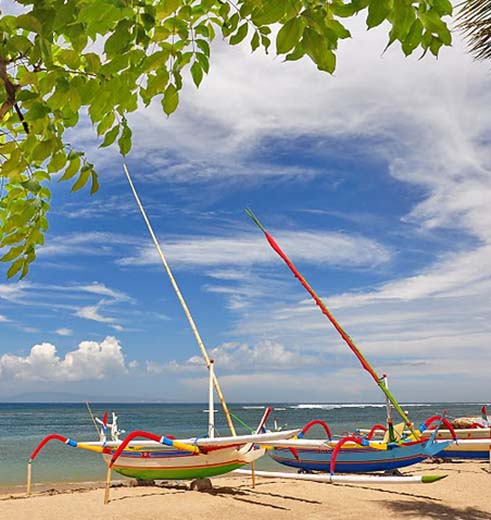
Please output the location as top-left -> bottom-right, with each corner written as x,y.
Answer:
270,440 -> 447,473
437,449 -> 489,460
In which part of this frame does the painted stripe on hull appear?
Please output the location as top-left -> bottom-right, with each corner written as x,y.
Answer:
438,450 -> 490,460
114,462 -> 245,480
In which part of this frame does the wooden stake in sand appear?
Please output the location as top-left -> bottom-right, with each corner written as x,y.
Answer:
251,461 -> 256,488
103,464 -> 112,505
26,461 -> 32,497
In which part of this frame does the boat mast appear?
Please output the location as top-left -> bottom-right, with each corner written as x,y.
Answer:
123,163 -> 236,436
246,209 -> 418,438
383,374 -> 395,442
209,359 -> 215,438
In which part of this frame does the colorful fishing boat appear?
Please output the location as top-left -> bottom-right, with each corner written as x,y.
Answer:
360,407 -> 491,460
26,169 -> 300,501
269,438 -> 446,473
246,210 -> 451,474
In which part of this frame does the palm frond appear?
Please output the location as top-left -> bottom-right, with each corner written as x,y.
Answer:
456,0 -> 491,61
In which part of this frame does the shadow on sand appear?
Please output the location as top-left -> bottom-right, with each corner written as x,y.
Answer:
381,499 -> 491,520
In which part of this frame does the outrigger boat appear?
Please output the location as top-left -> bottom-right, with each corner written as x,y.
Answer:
360,406 -> 491,460
246,210 -> 451,474
26,168 -> 303,501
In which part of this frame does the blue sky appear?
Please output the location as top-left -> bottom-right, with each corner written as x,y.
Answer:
1,16 -> 490,403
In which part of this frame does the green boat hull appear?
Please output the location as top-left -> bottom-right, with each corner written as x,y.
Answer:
113,461 -> 245,480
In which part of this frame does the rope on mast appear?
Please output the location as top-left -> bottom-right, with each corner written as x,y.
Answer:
122,162 -> 236,436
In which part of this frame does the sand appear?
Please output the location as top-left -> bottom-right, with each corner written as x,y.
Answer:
1,461 -> 490,520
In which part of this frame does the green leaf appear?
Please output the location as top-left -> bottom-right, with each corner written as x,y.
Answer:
402,18 -> 423,56
100,125 -> 120,148
105,21 -> 131,56
90,171 -> 99,195
285,43 -> 305,62
367,0 -> 393,29
162,84 -> 179,116
230,23 -> 248,45
7,258 -> 24,279
97,112 -> 116,136
48,152 -> 67,173
71,166 -> 91,192
24,102 -> 50,121
156,0 -> 181,19
21,179 -> 41,194
276,17 -> 304,54
59,156 -> 81,181
303,29 -> 336,73
196,39 -> 210,57
251,31 -> 260,52
430,37 -> 443,56
1,246 -> 24,263
20,260 -> 29,279
433,0 -> 452,16
16,14 -> 42,34
191,61 -> 203,87
253,0 -> 288,25
118,123 -> 132,156
31,140 -> 54,162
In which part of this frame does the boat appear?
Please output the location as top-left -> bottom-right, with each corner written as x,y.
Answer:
26,168 -> 300,501
246,210 -> 451,474
359,406 -> 491,460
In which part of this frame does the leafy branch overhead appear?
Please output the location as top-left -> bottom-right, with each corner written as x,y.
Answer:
0,0 -> 453,279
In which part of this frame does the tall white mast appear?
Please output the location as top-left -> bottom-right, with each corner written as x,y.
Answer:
123,163 -> 236,436
208,359 -> 215,438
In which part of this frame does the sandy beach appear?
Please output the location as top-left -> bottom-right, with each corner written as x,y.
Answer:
1,461 -> 490,520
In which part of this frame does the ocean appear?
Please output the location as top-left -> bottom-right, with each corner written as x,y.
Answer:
0,402 -> 487,487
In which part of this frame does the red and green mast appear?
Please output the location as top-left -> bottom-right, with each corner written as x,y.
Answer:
246,209 -> 418,439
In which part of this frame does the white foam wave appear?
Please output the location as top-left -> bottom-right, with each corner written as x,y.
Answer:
242,406 -> 266,409
289,403 -> 432,410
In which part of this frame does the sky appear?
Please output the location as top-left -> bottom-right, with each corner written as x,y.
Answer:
1,12 -> 490,403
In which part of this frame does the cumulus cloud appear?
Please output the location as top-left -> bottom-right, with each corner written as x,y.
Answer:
146,339 -> 324,374
0,337 -> 129,382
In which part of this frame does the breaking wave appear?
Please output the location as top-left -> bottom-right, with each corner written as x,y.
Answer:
290,403 -> 431,410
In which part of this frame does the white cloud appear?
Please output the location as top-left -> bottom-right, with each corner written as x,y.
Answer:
0,336 -> 129,382
0,282 -> 31,303
0,315 -> 10,322
74,301 -> 120,329
55,328 -> 73,336
118,230 -> 391,269
39,232 -> 139,258
146,339 -> 323,374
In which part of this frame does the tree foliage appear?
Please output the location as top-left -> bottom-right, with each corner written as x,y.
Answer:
457,0 -> 491,62
0,0 -> 453,279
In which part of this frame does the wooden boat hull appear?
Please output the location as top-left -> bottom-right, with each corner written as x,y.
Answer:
432,429 -> 490,460
270,440 -> 446,473
103,445 -> 264,480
